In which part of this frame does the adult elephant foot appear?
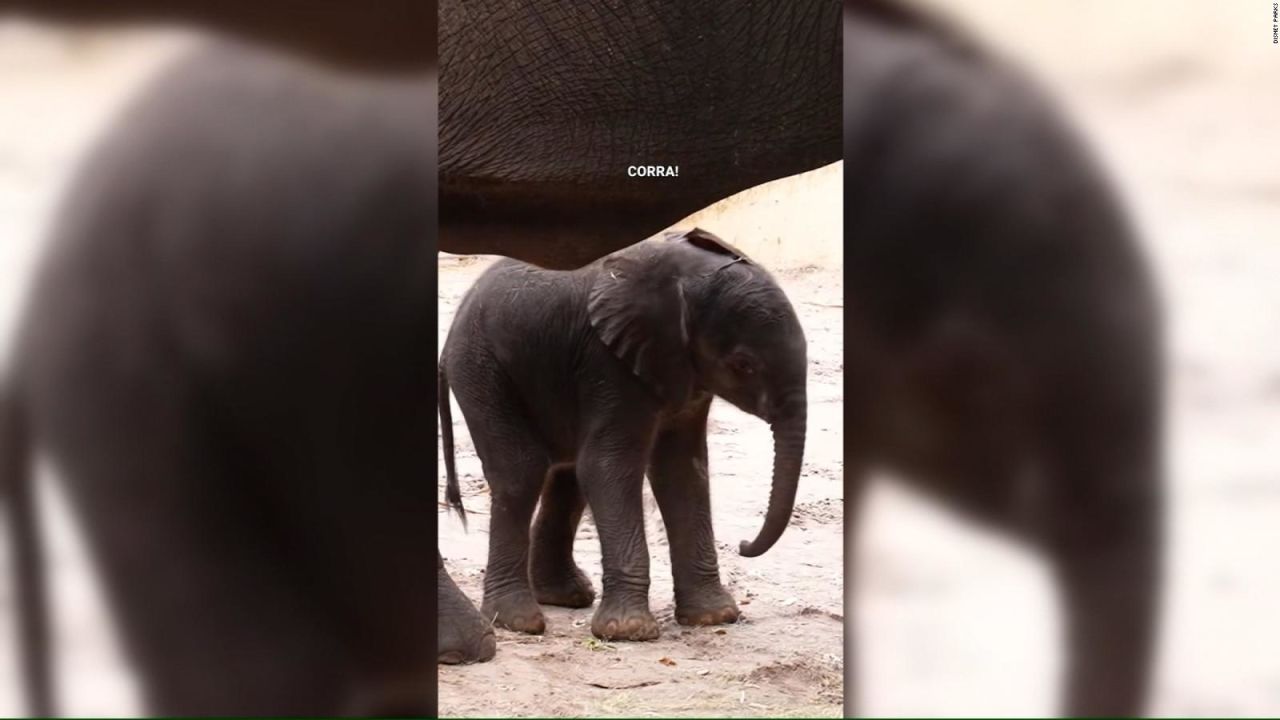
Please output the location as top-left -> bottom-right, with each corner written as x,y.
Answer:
438,628 -> 496,666
480,591 -> 547,635
674,583 -> 741,627
438,559 -> 497,664
530,561 -> 596,608
591,595 -> 660,641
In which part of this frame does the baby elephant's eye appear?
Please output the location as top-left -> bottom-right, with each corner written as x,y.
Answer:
727,353 -> 757,377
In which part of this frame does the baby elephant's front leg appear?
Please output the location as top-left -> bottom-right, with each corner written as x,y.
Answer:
577,446 -> 660,641
648,405 -> 740,627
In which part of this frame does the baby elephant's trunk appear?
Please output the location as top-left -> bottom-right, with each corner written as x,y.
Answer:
738,393 -> 806,557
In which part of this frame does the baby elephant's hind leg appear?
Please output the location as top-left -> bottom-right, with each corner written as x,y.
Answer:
529,467 -> 597,608
468,422 -> 552,630
452,365 -> 553,635
475,442 -> 549,635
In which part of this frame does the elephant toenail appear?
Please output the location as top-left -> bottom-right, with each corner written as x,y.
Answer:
477,633 -> 496,661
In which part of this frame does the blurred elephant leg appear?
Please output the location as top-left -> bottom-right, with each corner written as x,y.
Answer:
437,551 -> 496,664
47,404 -> 347,713
1040,425 -> 1162,717
480,478 -> 547,633
529,467 -> 596,608
647,396 -> 738,626
1050,496 -> 1160,714
123,509 -> 345,714
843,464 -> 872,718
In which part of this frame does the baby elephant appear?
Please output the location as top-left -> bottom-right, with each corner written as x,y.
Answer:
439,228 -> 808,641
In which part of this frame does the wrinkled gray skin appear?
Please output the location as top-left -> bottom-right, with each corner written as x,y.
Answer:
439,229 -> 807,641
0,42 -> 462,716
842,4 -> 1163,717
439,0 -> 842,269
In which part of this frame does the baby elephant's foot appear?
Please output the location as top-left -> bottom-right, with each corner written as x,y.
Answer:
531,562 -> 597,608
675,583 -> 741,627
481,592 -> 546,635
591,595 -> 660,641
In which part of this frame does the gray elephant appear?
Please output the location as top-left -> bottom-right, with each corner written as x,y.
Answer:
841,3 -> 1162,717
0,40 -> 452,716
439,229 -> 807,641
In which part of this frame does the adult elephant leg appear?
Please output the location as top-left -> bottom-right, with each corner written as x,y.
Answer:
41,396 -> 347,713
438,550 -> 496,664
647,396 -> 738,626
529,467 -> 596,608
578,424 -> 659,641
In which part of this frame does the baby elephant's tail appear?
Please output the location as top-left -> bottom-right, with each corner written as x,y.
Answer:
438,363 -> 467,529
0,379 -> 54,716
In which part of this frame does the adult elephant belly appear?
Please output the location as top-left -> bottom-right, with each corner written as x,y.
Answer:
437,0 -> 843,270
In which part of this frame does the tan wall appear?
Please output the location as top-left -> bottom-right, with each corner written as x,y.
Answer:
663,161 -> 843,271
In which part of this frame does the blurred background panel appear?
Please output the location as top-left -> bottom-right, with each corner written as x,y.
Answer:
0,25 -> 191,714
0,5 -> 437,713
1,2 -> 436,72
852,1 -> 1280,716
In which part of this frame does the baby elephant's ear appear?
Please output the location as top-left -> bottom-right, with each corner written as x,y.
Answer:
588,242 -> 693,409
667,227 -> 755,265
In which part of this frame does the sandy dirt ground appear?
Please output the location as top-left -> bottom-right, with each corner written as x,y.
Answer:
1,1 -> 1279,716
435,256 -> 845,718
